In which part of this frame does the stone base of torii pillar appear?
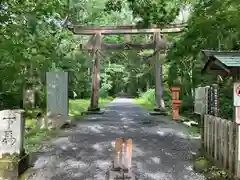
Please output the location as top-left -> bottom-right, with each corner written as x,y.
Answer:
149,107 -> 168,116
81,107 -> 105,115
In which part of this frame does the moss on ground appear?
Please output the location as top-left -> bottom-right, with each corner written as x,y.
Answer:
193,156 -> 212,173
193,152 -> 233,180
19,168 -> 34,180
0,153 -> 20,170
25,128 -> 58,152
184,125 -> 200,137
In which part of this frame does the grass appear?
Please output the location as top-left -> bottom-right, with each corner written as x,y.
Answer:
24,97 -> 113,152
25,128 -> 58,152
69,99 -> 90,117
135,98 -> 155,110
184,125 -> 201,137
69,97 -> 113,117
136,95 -> 201,137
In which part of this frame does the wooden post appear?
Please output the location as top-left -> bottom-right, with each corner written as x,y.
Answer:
201,86 -> 209,149
234,68 -> 240,177
124,34 -> 130,43
114,138 -> 132,170
89,33 -> 102,111
153,32 -> 166,113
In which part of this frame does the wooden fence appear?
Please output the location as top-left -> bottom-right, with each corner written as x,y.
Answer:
204,115 -> 236,174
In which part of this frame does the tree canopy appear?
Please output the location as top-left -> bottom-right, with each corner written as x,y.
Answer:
104,0 -> 182,26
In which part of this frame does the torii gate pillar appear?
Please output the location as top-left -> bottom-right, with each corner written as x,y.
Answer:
86,33 -> 104,114
150,32 -> 167,115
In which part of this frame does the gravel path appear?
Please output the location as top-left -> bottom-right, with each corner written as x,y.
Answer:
26,98 -> 205,180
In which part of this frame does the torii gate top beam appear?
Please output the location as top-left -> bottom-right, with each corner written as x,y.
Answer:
69,23 -> 187,35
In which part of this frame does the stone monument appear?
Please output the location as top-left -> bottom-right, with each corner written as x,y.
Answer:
0,109 -> 28,180
46,72 -> 68,129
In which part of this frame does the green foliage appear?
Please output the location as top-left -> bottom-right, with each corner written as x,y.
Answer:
127,0 -> 181,26
0,0 -> 75,109
136,86 -> 172,110
104,0 -> 122,12
99,87 -> 109,98
180,95 -> 194,114
219,79 -> 233,119
104,0 -> 182,26
139,89 -> 156,105
166,0 -> 240,118
0,0 -> 160,109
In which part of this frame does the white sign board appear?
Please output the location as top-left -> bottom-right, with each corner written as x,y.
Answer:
234,82 -> 240,106
194,86 -> 209,115
235,106 -> 240,124
0,110 -> 24,158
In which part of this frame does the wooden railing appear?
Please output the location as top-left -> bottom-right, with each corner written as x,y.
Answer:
204,115 -> 236,174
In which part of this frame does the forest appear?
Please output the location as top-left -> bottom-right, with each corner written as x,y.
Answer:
1,0 -> 240,120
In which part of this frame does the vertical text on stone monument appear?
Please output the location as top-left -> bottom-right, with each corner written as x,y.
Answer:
1,111 -> 17,146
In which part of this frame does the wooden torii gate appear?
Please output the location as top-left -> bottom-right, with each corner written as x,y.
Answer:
68,24 -> 186,113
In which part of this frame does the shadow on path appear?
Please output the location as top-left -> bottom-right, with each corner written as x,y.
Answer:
27,98 -> 205,180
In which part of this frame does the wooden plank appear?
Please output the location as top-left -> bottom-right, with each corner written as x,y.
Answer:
102,43 -> 155,50
214,117 -> 218,160
125,139 -> 132,169
204,115 -> 208,152
124,34 -> 131,43
216,118 -> 220,161
85,42 -> 155,50
107,170 -> 136,180
236,123 -> 240,176
219,118 -> 223,164
114,138 -> 133,169
221,119 -> 225,165
207,116 -> 210,154
223,119 -> 229,169
218,118 -> 222,164
228,121 -> 235,173
211,117 -> 215,157
70,24 -> 187,35
209,117 -> 213,156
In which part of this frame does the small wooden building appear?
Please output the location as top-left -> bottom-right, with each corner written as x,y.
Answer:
201,50 -> 240,77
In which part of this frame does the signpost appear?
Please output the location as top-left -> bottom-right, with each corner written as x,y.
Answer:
234,82 -> 240,106
236,106 -> 240,125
